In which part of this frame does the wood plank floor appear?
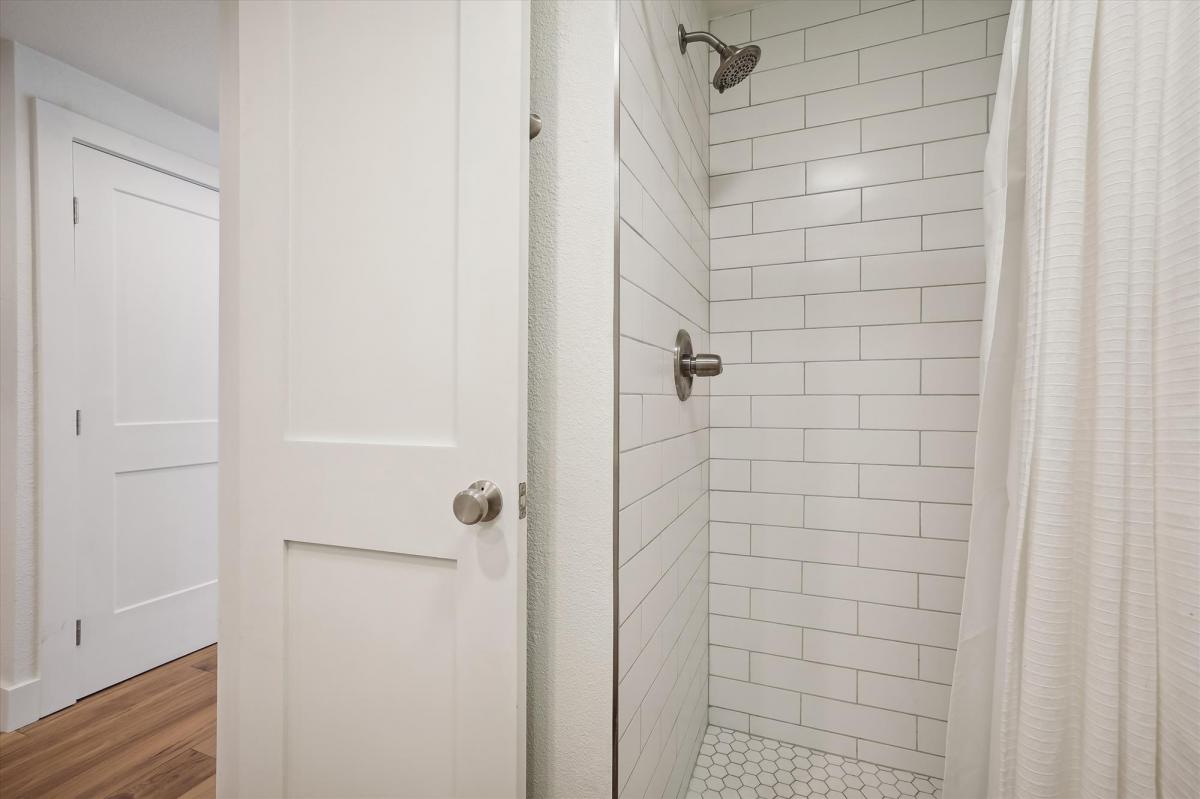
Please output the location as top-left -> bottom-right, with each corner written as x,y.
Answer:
0,645 -> 216,799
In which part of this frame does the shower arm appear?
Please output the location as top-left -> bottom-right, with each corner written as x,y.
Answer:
678,28 -> 732,58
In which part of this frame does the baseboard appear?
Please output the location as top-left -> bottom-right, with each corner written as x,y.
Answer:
0,678 -> 41,732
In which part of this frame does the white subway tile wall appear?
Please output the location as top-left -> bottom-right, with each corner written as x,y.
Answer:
703,0 -> 1006,780
619,1 -> 713,797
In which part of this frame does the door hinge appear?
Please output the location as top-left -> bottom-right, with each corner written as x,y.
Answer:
518,481 -> 527,519
73,197 -> 79,225
75,619 -> 81,646
75,409 -> 81,436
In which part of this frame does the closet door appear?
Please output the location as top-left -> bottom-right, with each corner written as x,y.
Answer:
74,143 -> 219,699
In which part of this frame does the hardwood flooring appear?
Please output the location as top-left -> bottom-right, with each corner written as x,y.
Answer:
0,645 -> 216,799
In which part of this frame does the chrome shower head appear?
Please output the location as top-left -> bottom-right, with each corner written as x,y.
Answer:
678,24 -> 762,93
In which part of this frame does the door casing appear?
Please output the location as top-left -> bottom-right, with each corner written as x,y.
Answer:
32,99 -> 220,719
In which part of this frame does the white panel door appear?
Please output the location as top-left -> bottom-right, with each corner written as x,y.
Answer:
73,143 -> 220,698
220,1 -> 529,797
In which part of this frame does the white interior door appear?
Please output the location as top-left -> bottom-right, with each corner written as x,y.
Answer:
220,1 -> 529,797
73,143 -> 220,698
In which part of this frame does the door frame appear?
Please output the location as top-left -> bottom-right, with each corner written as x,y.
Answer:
32,99 -> 219,719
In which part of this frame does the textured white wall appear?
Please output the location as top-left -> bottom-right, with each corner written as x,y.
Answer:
0,40 -> 216,728
616,1 -> 712,796
527,2 -> 617,796
702,0 -> 1008,780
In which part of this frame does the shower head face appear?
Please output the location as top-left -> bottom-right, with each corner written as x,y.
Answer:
713,44 -> 761,93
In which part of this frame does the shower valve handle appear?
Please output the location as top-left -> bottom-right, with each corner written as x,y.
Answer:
683,352 -> 723,378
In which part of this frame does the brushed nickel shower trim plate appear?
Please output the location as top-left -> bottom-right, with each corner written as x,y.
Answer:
674,328 -> 695,400
673,328 -> 724,401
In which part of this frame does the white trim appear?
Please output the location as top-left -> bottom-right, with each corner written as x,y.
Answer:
32,99 -> 218,719
0,677 -> 40,732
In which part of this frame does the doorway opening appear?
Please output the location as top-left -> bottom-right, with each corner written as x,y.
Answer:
0,1 -> 221,793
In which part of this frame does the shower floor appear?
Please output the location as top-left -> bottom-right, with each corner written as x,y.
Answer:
685,726 -> 941,799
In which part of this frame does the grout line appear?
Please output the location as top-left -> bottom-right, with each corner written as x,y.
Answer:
711,205 -> 982,237
709,312 -> 982,331
712,93 -> 994,149
709,551 -> 966,582
706,636 -> 950,686
620,188 -> 711,298
619,536 -> 711,688
710,455 -> 969,473
708,671 -> 952,725
619,110 -> 710,261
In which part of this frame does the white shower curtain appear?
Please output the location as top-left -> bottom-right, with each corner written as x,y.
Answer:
943,1 -> 1199,798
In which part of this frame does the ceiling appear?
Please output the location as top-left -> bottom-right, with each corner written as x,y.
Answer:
0,0 -> 758,130
0,0 -> 219,129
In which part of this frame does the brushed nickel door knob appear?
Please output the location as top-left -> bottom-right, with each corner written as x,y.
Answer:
452,480 -> 503,525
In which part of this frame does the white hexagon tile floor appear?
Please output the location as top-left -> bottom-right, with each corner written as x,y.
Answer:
685,726 -> 942,799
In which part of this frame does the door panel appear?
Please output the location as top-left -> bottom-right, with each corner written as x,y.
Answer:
285,542 -> 458,798
287,0 -> 461,446
112,189 -> 219,424
73,143 -> 220,698
222,1 -> 529,796
113,463 -> 217,610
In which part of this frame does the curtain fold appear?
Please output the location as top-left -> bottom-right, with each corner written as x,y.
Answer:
944,2 -> 1199,797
